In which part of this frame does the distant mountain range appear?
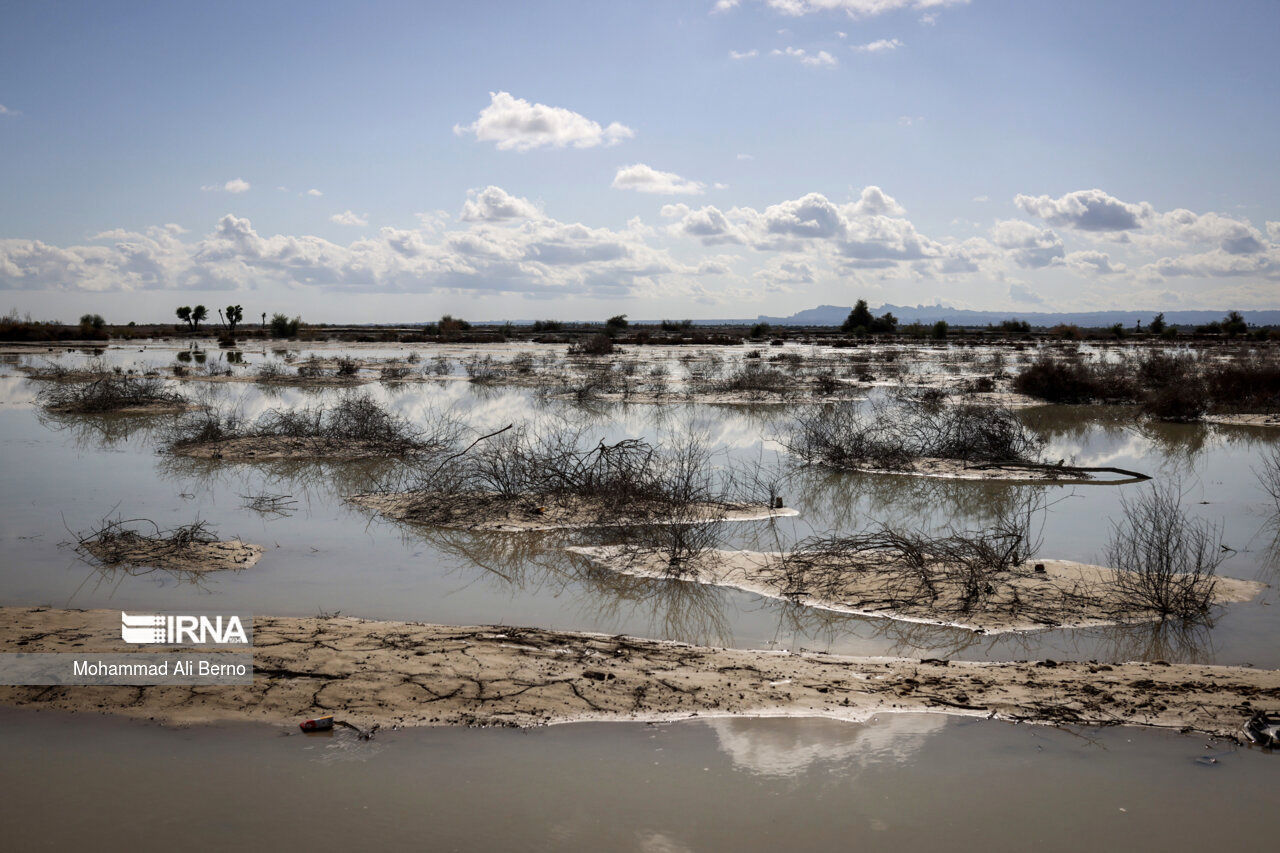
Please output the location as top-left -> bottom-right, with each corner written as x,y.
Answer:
754,304 -> 1280,328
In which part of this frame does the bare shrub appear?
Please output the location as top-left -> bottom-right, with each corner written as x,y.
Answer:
38,376 -> 188,413
568,334 -> 615,356
1204,354 -> 1280,413
1258,446 -> 1280,516
334,356 -> 360,377
812,369 -> 841,397
295,356 -> 326,378
787,400 -> 1043,470
1105,483 -> 1224,620
770,502 -> 1041,617
369,426 -> 744,565
1140,380 -> 1208,422
551,361 -> 626,401
255,361 -> 287,381
1012,354 -> 1113,403
508,352 -> 535,375
380,364 -> 411,381
703,362 -> 793,398
76,517 -> 217,565
166,394 -> 458,455
463,354 -> 504,383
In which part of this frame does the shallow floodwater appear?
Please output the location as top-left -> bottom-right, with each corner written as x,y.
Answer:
1,343 -> 1277,666
2,341 -> 1279,850
0,708 -> 1273,852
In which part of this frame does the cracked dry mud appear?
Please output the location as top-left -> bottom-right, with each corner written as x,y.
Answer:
1,607 -> 1276,739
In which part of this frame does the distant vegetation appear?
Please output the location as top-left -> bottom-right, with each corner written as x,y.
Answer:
269,313 -> 302,338
841,300 -> 898,335
1012,348 -> 1280,418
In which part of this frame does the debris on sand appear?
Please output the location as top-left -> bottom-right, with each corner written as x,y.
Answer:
1243,711 -> 1280,748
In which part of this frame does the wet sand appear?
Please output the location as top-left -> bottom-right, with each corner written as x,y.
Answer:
1,607 -> 1276,738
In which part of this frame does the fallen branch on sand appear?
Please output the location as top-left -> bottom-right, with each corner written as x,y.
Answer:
964,461 -> 1151,483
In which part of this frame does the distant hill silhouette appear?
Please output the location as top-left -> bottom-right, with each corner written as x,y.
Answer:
756,303 -> 1280,328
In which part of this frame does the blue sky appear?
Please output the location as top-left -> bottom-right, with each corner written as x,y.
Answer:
2,0 -> 1277,322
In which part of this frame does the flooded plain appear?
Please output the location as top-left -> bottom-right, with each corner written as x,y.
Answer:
1,341 -> 1277,848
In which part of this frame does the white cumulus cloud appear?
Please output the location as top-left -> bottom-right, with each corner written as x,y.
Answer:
202,178 -> 251,194
719,1 -> 969,19
1015,188 -> 1153,232
459,186 -> 541,221
612,164 -> 705,195
772,46 -> 839,67
454,91 -> 635,151
330,210 -> 368,226
853,38 -> 903,52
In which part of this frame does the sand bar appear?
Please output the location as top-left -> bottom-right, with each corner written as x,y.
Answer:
568,547 -> 1264,633
0,607 -> 1276,738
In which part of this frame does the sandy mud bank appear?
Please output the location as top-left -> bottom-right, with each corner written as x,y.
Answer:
568,547 -> 1264,633
80,537 -> 263,572
0,607 -> 1276,738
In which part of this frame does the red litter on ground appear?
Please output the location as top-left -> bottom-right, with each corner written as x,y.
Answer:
299,715 -> 334,732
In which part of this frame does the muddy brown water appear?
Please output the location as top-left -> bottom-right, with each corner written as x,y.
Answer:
0,708 -> 1274,852
2,343 -> 1278,849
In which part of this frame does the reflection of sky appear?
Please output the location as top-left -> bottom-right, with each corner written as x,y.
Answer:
705,714 -> 947,778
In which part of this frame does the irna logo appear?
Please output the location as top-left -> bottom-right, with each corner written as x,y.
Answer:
121,612 -> 250,645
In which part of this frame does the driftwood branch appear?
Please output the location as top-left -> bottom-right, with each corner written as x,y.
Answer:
964,462 -> 1151,482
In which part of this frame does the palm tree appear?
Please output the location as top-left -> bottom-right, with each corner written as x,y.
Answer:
225,304 -> 243,334
192,305 -> 208,331
176,306 -> 192,330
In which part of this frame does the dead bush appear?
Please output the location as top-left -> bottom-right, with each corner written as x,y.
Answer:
568,334 -> 615,356
771,504 -> 1040,617
37,376 -> 188,413
165,394 -> 458,455
1104,483 -> 1223,620
787,399 -> 1043,470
